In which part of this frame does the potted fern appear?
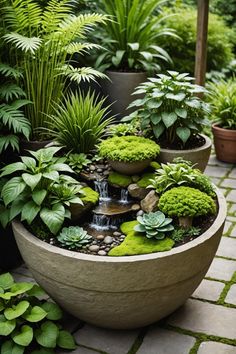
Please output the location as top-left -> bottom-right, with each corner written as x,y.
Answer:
94,0 -> 175,119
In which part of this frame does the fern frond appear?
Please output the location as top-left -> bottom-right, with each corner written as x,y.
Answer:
0,135 -> 20,153
0,63 -> 23,79
0,84 -> 26,101
0,104 -> 31,139
66,42 -> 102,55
41,0 -> 73,34
4,32 -> 42,54
61,65 -> 107,84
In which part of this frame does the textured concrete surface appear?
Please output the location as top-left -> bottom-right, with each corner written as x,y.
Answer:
9,153 -> 236,353
192,279 -> 224,301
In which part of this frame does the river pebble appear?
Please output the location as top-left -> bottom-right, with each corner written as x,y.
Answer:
98,250 -> 107,256
104,236 -> 113,244
89,245 -> 100,252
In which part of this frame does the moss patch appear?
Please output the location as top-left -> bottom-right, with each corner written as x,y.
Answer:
108,172 -> 132,188
150,161 -> 161,170
137,172 -> 155,188
109,220 -> 174,256
81,187 -> 99,204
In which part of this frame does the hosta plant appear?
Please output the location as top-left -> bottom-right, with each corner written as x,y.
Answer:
1,0 -> 107,139
108,122 -> 139,137
57,226 -> 92,250
0,147 -> 84,234
0,272 -> 76,353
125,71 -> 210,147
66,153 -> 92,174
149,159 -> 215,196
134,211 -> 174,240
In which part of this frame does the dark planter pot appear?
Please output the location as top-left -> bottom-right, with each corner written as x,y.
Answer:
0,224 -> 22,271
102,71 -> 147,120
212,124 -> 236,163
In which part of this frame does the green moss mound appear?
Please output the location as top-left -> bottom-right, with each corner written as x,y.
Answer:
159,186 -> 216,217
150,161 -> 161,170
137,172 -> 155,188
98,136 -> 160,162
109,221 -> 174,256
81,187 -> 99,204
108,172 -> 132,187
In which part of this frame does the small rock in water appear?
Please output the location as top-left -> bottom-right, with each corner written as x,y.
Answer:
131,204 -> 140,211
113,231 -> 121,237
89,245 -> 100,252
98,250 -> 107,256
104,236 -> 113,244
96,234 -> 105,240
137,210 -> 144,216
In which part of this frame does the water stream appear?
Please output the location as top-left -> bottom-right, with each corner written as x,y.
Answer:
94,180 -> 110,202
120,189 -> 129,204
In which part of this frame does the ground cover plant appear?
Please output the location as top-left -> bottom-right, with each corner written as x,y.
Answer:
0,273 -> 76,353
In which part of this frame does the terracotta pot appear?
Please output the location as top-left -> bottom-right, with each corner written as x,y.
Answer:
108,159 -> 151,175
102,71 -> 147,120
12,187 -> 226,329
157,134 -> 212,172
212,123 -> 236,163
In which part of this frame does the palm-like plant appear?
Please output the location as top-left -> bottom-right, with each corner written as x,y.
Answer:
1,0 -> 107,139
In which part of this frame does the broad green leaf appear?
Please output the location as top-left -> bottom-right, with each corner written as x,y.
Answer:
27,284 -> 45,298
12,325 -> 33,346
10,283 -> 34,296
41,302 -> 62,320
175,108 -> 187,118
1,177 -> 26,206
22,173 -> 42,190
0,315 -> 16,335
50,163 -> 73,173
147,99 -> 162,109
0,273 -> 14,290
1,340 -> 24,354
0,163 -> 26,177
0,208 -> 10,228
185,99 -> 201,109
0,300 -> 4,312
166,93 -> 185,101
111,50 -> 125,67
57,330 -> 76,349
140,51 -> 153,62
21,156 -> 36,170
4,301 -> 30,320
128,98 -> 145,108
35,321 -> 59,348
30,147 -> 61,163
153,123 -> 165,139
176,127 -> 191,144
40,204 -> 65,235
161,112 -> 177,128
42,171 -> 59,182
9,199 -> 25,221
31,349 -> 54,354
127,42 -> 139,51
23,306 -> 47,323
150,113 -> 161,125
32,189 -> 47,206
21,201 -> 40,224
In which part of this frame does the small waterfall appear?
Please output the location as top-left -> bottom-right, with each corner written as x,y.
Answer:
120,189 -> 129,204
94,180 -> 110,202
90,214 -> 120,231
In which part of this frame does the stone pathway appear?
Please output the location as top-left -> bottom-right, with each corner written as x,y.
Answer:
12,153 -> 236,354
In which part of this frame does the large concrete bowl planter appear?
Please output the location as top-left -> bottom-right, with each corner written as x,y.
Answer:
158,134 -> 212,172
108,158 -> 151,175
12,188 -> 226,330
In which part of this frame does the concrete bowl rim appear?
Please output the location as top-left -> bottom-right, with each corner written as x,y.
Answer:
12,186 -> 226,264
159,133 -> 212,153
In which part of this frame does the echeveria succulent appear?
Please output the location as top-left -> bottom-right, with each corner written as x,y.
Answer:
134,211 -> 174,240
57,226 -> 92,250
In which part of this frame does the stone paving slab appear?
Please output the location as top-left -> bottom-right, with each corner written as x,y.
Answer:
230,226 -> 236,238
220,179 -> 236,189
205,166 -> 229,178
227,190 -> 236,203
167,299 -> 236,339
198,341 -> 236,354
229,204 -> 236,214
225,284 -> 236,306
228,169 -> 236,178
206,258 -> 236,281
224,221 -> 232,234
74,325 -> 139,354
136,327 -> 195,354
208,156 -> 234,168
216,237 -> 236,259
192,279 -> 224,301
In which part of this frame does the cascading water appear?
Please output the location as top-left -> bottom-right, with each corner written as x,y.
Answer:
90,214 -> 122,231
94,180 -> 110,202
120,189 -> 129,204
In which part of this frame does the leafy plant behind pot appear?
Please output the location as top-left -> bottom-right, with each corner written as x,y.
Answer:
125,71 -> 210,147
0,272 -> 76,353
94,0 -> 176,73
0,63 -> 31,154
46,91 -> 114,154
1,0 -> 108,140
66,153 -> 92,174
207,78 -> 236,129
0,147 -> 84,234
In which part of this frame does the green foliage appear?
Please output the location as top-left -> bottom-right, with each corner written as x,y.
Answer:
81,187 -> 99,204
126,71 -> 210,146
171,226 -> 201,242
108,122 -> 139,137
159,7 -> 235,74
108,172 -> 132,188
137,173 -> 155,188
94,0 -> 175,73
109,220 -> 174,256
0,63 -> 31,153
47,91 -> 114,154
66,153 -> 92,174
159,186 -> 216,218
134,211 -> 174,240
99,136 -> 160,162
0,147 -> 84,234
0,273 -> 76,353
210,0 -> 236,26
207,79 -> 236,129
57,226 -> 92,250
149,159 -> 215,196
1,0 -> 107,139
